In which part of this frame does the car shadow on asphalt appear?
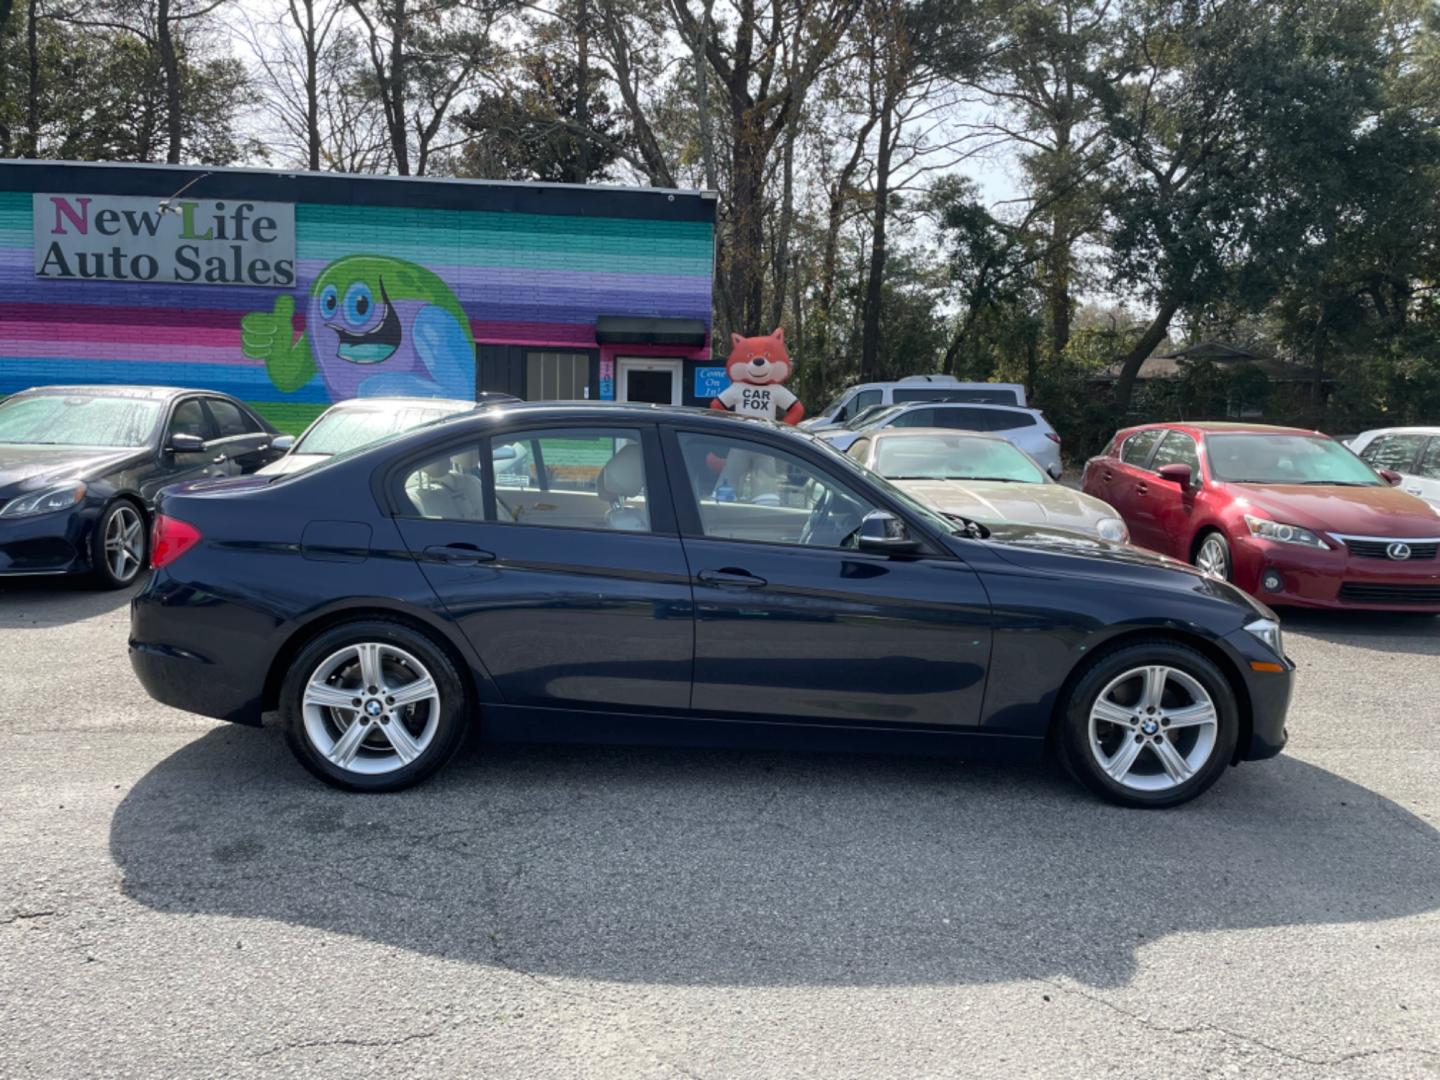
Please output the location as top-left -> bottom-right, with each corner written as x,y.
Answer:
108,728 -> 1440,990
0,574 -> 143,628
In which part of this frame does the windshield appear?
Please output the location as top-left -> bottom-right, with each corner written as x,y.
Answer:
1207,433 -> 1382,486
805,432 -> 963,537
0,394 -> 163,448
874,434 -> 1045,483
295,404 -> 469,456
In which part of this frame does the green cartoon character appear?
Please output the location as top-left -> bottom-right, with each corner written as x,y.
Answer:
242,255 -> 476,400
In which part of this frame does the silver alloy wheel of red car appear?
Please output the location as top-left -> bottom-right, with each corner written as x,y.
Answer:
301,642 -> 442,775
1087,664 -> 1220,792
1194,533 -> 1230,581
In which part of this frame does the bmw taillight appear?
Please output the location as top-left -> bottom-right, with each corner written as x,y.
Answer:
1046,432 -> 1061,444
151,514 -> 202,569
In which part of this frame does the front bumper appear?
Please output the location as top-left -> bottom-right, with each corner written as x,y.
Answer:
1229,532 -> 1440,611
0,506 -> 92,576
1222,626 -> 1293,761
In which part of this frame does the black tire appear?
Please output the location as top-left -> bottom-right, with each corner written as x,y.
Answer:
90,499 -> 148,589
1056,641 -> 1240,809
280,619 -> 469,792
1192,529 -> 1231,582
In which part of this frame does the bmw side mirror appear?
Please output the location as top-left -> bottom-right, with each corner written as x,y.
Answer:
271,435 -> 297,453
1378,468 -> 1402,486
169,433 -> 206,455
1047,462 -> 1064,481
857,510 -> 921,554
1157,463 -> 1193,488
492,445 -> 518,462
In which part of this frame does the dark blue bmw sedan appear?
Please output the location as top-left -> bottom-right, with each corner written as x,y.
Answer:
130,403 -> 1293,807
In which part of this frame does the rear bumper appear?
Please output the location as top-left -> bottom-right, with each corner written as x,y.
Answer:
1229,533 -> 1440,611
129,579 -> 270,725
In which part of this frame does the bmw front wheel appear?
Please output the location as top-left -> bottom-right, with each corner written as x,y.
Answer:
1059,642 -> 1240,808
281,620 -> 468,791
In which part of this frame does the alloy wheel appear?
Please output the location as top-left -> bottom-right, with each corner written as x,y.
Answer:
104,504 -> 145,583
1087,664 -> 1219,792
301,642 -> 441,775
1195,535 -> 1229,581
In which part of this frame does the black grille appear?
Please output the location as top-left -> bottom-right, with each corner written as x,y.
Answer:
1339,583 -> 1440,605
1344,539 -> 1440,560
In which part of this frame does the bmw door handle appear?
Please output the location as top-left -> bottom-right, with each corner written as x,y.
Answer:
211,453 -> 228,465
423,543 -> 496,566
1136,482 -> 1149,496
697,568 -> 767,588
1405,486 -> 1423,496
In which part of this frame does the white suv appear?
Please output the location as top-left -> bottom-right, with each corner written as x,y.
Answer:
804,375 -> 1028,429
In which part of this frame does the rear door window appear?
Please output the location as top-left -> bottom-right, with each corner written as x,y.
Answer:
1416,438 -> 1440,480
1120,429 -> 1165,469
889,408 -> 937,428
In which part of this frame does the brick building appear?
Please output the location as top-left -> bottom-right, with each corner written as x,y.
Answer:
0,160 -> 718,431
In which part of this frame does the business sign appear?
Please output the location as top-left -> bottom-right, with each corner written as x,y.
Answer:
34,193 -> 296,287
694,366 -> 730,398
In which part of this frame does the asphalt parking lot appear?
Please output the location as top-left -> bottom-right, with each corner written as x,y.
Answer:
1,578 -> 1437,1079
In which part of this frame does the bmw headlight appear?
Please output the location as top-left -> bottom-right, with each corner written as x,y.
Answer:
1244,617 -> 1285,658
1095,517 -> 1129,543
0,483 -> 87,519
1243,514 -> 1329,549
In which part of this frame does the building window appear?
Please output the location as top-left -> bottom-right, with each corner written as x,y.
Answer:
526,352 -> 590,401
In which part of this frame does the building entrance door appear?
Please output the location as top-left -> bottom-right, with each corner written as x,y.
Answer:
618,358 -> 682,405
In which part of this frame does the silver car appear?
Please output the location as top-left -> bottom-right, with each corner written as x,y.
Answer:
1348,426 -> 1440,510
258,396 -> 484,476
822,401 -> 1064,477
845,428 -> 1128,542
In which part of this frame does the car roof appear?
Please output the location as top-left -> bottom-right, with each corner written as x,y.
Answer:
1130,420 -> 1322,438
887,401 -> 1042,416
866,427 -> 1010,442
1355,425 -> 1440,437
325,396 -> 478,411
14,384 -> 214,401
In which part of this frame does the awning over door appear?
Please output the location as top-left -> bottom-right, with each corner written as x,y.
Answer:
595,315 -> 707,347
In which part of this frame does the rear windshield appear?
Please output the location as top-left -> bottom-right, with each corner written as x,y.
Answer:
1207,433 -> 1381,486
0,394 -> 163,448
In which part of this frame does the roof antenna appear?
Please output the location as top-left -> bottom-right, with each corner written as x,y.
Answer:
157,171 -> 214,215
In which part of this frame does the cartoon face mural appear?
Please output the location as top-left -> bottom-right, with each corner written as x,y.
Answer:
242,255 -> 475,401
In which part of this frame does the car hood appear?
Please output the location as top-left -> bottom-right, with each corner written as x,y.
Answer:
895,478 -> 1115,533
964,522 -> 1271,618
1227,484 -> 1440,538
257,453 -> 329,476
0,444 -> 145,498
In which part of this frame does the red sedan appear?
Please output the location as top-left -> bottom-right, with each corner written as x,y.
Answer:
1083,422 -> 1440,611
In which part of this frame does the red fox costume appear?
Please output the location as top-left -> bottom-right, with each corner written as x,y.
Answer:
710,328 -> 805,425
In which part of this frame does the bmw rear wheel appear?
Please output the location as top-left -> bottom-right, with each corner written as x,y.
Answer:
1059,642 -> 1239,808
92,500 -> 147,589
281,620 -> 468,791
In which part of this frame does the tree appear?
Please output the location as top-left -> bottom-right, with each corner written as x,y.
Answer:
347,0 -> 515,175
1100,0 -> 1404,415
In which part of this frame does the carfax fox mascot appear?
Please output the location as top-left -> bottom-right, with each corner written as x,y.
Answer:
704,328 -> 805,500
710,327 -> 805,424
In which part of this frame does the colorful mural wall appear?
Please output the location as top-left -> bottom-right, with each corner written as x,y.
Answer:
0,164 -> 716,432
